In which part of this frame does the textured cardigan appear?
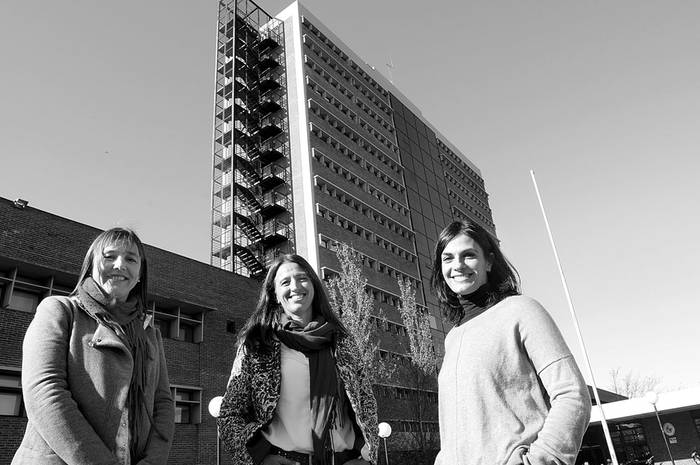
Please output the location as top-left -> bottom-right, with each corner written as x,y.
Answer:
217,332 -> 379,465
12,296 -> 174,465
434,295 -> 591,465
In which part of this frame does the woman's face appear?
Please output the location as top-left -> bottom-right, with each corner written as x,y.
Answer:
91,241 -> 141,303
440,233 -> 492,296
274,261 -> 315,325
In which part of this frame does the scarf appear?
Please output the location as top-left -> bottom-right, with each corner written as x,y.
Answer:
457,283 -> 493,325
77,277 -> 150,461
274,315 -> 342,464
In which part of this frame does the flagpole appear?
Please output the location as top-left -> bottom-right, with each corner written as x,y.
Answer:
529,170 -> 619,465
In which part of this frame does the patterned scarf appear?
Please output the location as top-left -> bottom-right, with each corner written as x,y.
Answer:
274,315 -> 343,464
77,277 -> 150,461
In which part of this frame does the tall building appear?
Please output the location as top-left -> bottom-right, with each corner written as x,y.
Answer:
210,0 -> 496,455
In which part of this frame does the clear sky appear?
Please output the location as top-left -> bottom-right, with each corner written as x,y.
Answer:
2,0 -> 699,392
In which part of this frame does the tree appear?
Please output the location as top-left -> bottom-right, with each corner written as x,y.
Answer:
326,242 -> 391,383
609,367 -> 662,398
397,277 -> 439,465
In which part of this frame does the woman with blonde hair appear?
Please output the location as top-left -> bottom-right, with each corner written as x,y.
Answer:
13,227 -> 174,465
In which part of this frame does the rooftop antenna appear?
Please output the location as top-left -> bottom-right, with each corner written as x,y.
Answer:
385,56 -> 395,84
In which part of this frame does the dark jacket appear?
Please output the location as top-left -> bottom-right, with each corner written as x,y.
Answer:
217,333 -> 379,465
12,296 -> 174,465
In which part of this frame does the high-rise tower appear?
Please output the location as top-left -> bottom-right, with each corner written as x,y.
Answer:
211,0 -> 496,453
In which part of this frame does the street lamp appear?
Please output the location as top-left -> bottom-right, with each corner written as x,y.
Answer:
644,391 -> 675,465
378,422 -> 392,465
208,396 -> 224,465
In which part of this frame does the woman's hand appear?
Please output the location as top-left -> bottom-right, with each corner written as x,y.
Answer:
342,460 -> 371,465
261,454 -> 300,465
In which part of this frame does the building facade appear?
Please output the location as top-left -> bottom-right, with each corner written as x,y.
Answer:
0,196 -> 258,465
582,389 -> 700,465
210,0 -> 496,456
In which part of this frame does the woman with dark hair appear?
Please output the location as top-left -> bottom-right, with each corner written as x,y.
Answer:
430,220 -> 590,465
13,228 -> 174,465
217,254 -> 378,465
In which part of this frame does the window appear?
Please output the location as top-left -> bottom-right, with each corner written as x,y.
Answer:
0,369 -> 24,417
149,302 -> 205,343
171,386 -> 202,424
8,289 -> 41,312
611,422 -> 650,463
692,410 -> 700,436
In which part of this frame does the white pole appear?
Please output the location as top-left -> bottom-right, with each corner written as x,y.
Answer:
529,170 -> 619,465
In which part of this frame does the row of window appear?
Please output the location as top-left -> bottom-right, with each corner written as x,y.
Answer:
318,234 -> 418,287
439,153 -> 487,198
374,384 -> 438,405
307,76 -> 395,146
355,98 -> 395,137
315,176 -> 412,240
313,149 -> 408,217
449,191 -> 495,229
301,18 -> 391,101
309,130 -> 404,196
309,98 -> 401,173
316,204 -> 416,264
307,76 -> 357,121
310,122 -> 404,191
0,269 -> 206,344
0,369 -> 203,424
305,57 -> 401,179
436,138 -> 484,187
302,33 -> 392,116
444,170 -> 492,214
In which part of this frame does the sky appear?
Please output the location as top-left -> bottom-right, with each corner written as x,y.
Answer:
1,0 -> 699,392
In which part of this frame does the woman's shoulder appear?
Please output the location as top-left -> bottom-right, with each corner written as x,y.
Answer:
496,294 -> 562,332
34,295 -> 80,319
496,294 -> 545,312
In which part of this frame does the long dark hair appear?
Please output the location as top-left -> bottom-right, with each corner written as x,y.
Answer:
71,227 -> 148,309
430,219 -> 520,324
238,254 -> 346,352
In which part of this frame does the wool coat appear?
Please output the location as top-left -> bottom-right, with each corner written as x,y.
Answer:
12,296 -> 174,465
217,332 -> 379,465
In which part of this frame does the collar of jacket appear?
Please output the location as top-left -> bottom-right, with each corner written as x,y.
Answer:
71,296 -> 132,353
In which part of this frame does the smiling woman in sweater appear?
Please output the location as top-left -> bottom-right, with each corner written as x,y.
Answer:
12,227 -> 174,465
217,254 -> 378,465
430,219 -> 591,465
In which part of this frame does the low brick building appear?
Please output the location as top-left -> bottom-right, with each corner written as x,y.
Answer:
0,196 -> 258,464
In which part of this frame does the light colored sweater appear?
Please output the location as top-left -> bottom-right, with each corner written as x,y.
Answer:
435,295 -> 591,465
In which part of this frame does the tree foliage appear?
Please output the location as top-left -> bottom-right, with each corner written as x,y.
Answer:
326,242 -> 390,383
397,276 -> 439,464
397,278 -> 437,376
609,367 -> 662,398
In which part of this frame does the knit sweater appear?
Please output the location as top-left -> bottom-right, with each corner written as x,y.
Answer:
434,295 -> 591,465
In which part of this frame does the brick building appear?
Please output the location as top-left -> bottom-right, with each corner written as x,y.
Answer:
0,196 -> 258,464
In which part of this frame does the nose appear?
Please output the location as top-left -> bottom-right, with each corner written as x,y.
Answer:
113,256 -> 125,269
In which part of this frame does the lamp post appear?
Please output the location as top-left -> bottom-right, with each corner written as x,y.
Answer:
644,391 -> 675,465
378,422 -> 392,465
208,396 -> 224,465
